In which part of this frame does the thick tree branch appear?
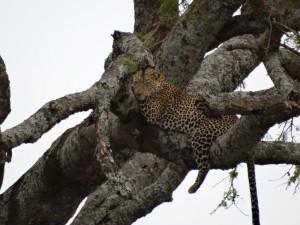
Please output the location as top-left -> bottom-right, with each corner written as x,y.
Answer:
270,0 -> 300,31
2,87 -> 96,149
0,56 -> 10,124
264,52 -> 296,97
242,0 -> 300,31
0,56 -> 11,190
134,0 -> 179,53
279,48 -> 300,81
155,0 -> 244,86
187,34 -> 263,94
210,107 -> 300,170
200,89 -> 289,116
211,15 -> 268,50
133,0 -> 161,34
93,31 -> 154,185
71,153 -> 187,225
255,141 -> 300,166
204,48 -> 300,168
286,8 -> 300,31
0,116 -> 104,225
172,0 -> 299,72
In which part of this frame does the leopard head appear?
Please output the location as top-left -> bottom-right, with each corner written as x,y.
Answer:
132,67 -> 164,101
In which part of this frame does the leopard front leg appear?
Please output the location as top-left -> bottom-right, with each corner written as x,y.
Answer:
188,131 -> 214,193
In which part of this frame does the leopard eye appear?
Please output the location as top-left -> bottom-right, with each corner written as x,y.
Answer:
154,72 -> 160,79
144,77 -> 152,85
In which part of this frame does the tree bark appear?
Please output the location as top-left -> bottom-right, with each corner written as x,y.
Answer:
156,0 -> 245,86
0,56 -> 10,124
0,56 -> 10,190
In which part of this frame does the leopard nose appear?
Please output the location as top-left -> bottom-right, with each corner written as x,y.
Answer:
136,93 -> 146,101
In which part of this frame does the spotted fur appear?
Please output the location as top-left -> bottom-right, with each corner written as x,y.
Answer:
132,68 -> 260,225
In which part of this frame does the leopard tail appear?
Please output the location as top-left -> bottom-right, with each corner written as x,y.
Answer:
247,159 -> 260,225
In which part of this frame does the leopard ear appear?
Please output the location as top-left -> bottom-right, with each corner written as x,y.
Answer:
143,67 -> 154,76
153,69 -> 165,80
133,70 -> 143,83
153,70 -> 161,79
144,67 -> 164,80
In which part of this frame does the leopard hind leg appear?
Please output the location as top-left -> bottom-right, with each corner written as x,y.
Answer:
188,132 -> 212,193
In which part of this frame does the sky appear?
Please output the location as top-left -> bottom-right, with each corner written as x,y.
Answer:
0,1 -> 300,225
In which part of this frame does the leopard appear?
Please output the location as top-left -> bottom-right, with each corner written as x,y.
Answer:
132,67 -> 260,225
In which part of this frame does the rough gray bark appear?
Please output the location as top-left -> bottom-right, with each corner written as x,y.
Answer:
209,49 -> 300,169
186,34 -> 262,94
279,48 -> 300,80
0,117 -> 103,225
156,0 -> 245,86
71,153 -> 187,225
199,89 -> 286,116
0,56 -> 11,190
255,141 -> 300,165
242,0 -> 300,30
0,56 -> 10,124
1,1 -> 300,225
211,15 -> 268,49
264,52 -> 296,97
134,0 -> 179,54
3,87 -> 96,149
134,0 -> 161,34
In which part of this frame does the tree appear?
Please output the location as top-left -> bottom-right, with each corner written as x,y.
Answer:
1,0 -> 300,224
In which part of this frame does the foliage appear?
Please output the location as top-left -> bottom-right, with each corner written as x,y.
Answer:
211,168 -> 241,214
159,0 -> 179,24
137,32 -> 155,49
277,118 -> 300,142
159,0 -> 178,16
117,57 -> 138,74
286,165 -> 300,193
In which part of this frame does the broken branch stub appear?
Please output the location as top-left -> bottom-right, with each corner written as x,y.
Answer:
94,31 -> 155,188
